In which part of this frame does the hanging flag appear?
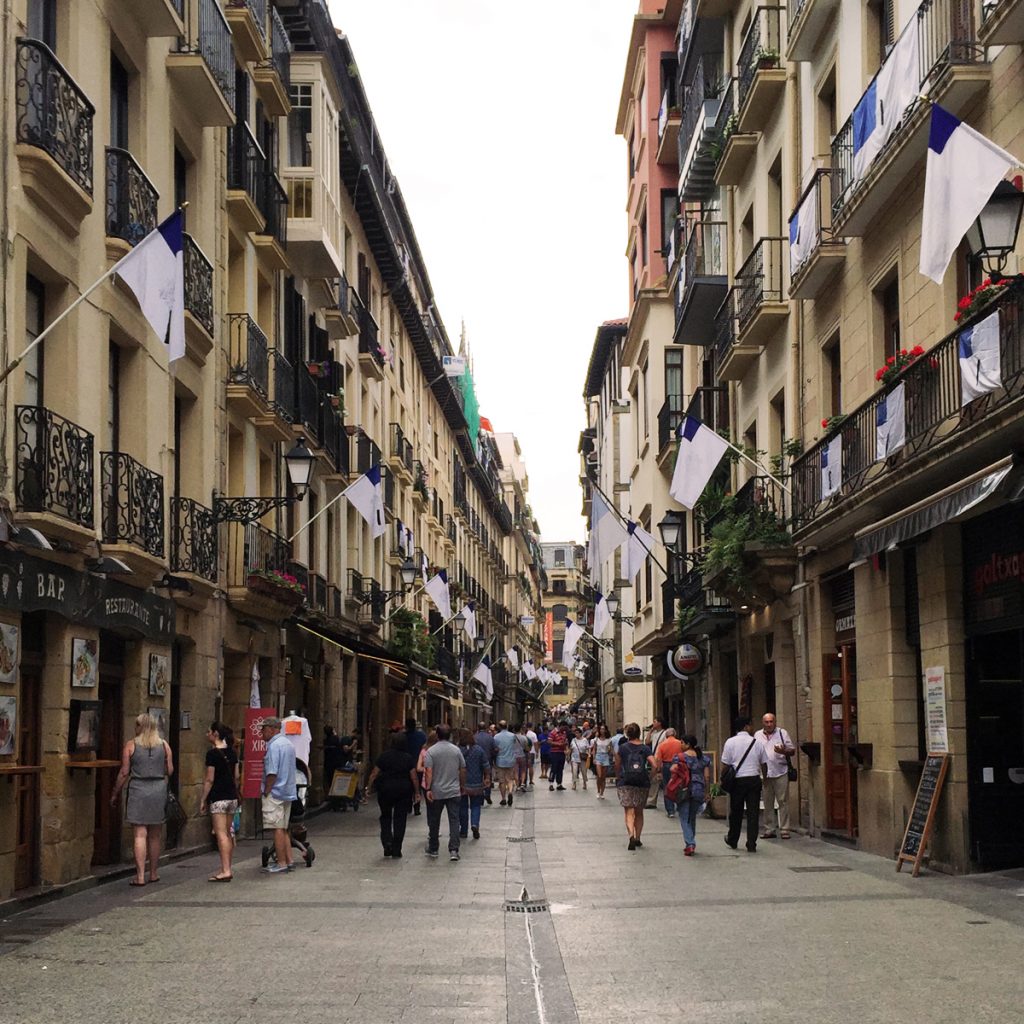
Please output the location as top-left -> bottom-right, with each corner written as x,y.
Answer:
592,591 -> 611,639
117,210 -> 186,362
789,188 -> 818,276
959,309 -> 1002,405
343,465 -> 386,537
670,415 -> 730,509
620,521 -> 655,583
473,655 -> 493,700
588,490 -> 630,586
425,570 -> 452,621
852,21 -> 920,180
821,434 -> 843,499
395,519 -> 405,554
875,382 -> 906,460
524,660 -> 536,681
461,602 -> 477,641
404,525 -> 414,557
920,105 -> 1019,283
420,551 -> 429,585
506,647 -> 519,670
562,618 -> 584,663
248,659 -> 261,709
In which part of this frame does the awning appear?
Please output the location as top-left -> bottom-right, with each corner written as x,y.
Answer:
852,455 -> 1024,561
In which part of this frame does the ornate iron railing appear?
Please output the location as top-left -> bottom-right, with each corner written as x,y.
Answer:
228,123 -> 264,204
101,451 -> 165,558
14,406 -> 94,528
677,565 -> 733,615
183,234 -> 214,336
337,272 -> 351,316
681,55 -> 723,152
713,288 -> 737,369
788,168 -> 842,279
105,147 -> 158,246
226,521 -> 290,587
181,0 -> 235,110
269,348 -> 297,423
657,396 -> 684,455
686,385 -> 730,432
792,283 -> 1024,525
788,0 -> 810,35
170,496 -> 217,581
356,431 -> 381,474
257,173 -> 288,248
737,7 -> 784,111
358,301 -> 384,367
227,314 -> 270,398
390,423 -> 414,473
713,77 -> 736,170
311,572 -> 328,612
317,399 -> 347,475
735,236 -> 786,333
296,362 -> 320,441
228,0 -> 267,40
381,465 -> 395,512
267,4 -> 290,92
15,39 -> 95,194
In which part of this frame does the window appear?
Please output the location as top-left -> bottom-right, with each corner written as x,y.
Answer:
771,390 -> 786,460
28,0 -> 56,50
878,276 -> 901,361
823,333 -> 842,416
640,211 -> 648,268
665,348 -> 682,402
552,603 -> 568,622
308,491 -> 319,572
768,153 -> 783,238
816,66 -> 837,159
552,579 -> 567,595
107,342 -> 121,452
24,275 -> 45,408
660,54 -> 678,111
288,84 -> 313,166
554,548 -> 565,566
641,360 -> 650,441
628,132 -> 636,180
661,190 -> 677,261
553,639 -> 564,662
868,0 -> 896,66
110,55 -> 129,149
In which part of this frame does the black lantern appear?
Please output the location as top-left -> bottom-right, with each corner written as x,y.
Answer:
657,511 -> 684,550
966,179 -> 1024,278
399,558 -> 417,589
605,591 -> 619,617
284,437 -> 316,499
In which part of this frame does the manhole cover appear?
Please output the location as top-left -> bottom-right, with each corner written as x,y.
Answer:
503,899 -> 549,913
789,865 -> 852,873
966,920 -> 990,925
507,836 -> 535,843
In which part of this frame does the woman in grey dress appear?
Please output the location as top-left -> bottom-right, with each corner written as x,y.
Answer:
111,713 -> 174,886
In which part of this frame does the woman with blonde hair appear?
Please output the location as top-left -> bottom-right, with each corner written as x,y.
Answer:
111,712 -> 174,886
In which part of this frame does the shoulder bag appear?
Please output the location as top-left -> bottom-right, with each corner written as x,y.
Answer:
720,736 -> 757,794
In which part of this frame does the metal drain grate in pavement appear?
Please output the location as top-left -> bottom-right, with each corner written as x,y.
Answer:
503,899 -> 549,913
788,865 -> 852,873
507,836 -> 535,843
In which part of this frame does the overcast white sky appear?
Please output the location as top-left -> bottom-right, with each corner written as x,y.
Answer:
327,0 -> 636,544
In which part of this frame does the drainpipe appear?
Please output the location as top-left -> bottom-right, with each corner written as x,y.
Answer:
0,0 -> 12,493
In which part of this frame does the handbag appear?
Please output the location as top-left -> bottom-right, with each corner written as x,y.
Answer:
720,736 -> 757,794
164,790 -> 187,830
665,756 -> 691,804
778,729 -> 798,781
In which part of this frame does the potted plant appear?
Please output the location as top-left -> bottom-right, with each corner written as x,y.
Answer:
306,359 -> 330,377
955,276 -> 1010,323
703,782 -> 727,819
874,346 -> 924,386
820,414 -> 846,432
755,46 -> 780,69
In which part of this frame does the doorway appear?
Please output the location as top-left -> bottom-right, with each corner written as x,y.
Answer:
966,630 -> 1024,869
93,633 -> 125,866
14,614 -> 44,890
823,644 -> 858,834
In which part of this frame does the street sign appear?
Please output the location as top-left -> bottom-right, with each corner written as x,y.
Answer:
443,355 -> 466,377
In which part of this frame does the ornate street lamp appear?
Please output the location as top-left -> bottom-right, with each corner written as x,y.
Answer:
605,591 -> 619,617
657,511 -> 684,550
212,437 -> 316,523
966,179 -> 1024,279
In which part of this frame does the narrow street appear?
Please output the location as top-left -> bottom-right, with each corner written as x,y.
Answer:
3,784 -> 1023,1024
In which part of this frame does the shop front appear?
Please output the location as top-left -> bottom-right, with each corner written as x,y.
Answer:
822,572 -> 858,838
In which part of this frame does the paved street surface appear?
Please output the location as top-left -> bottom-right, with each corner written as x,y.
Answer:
3,783 -> 1024,1024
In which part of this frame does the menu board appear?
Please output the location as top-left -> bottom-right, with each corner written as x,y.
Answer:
897,754 -> 950,877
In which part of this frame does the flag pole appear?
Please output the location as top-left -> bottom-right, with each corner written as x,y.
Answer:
719,438 -> 793,497
287,481 -> 349,543
383,581 -> 427,623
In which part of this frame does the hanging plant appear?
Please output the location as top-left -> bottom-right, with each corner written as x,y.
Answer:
955,277 -> 1010,323
874,346 -> 924,386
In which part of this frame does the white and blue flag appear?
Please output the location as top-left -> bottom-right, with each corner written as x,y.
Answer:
472,655 -> 493,701
117,210 -> 185,362
461,602 -> 477,642
670,415 -> 729,509
343,465 -> 386,538
920,105 -> 1018,284
562,618 -> 585,663
821,434 -> 843,500
425,569 -> 452,621
959,309 -> 1002,405
588,490 -> 629,587
620,520 -> 655,584
592,591 -> 612,639
789,189 -> 818,276
506,647 -> 519,671
876,382 -> 906,461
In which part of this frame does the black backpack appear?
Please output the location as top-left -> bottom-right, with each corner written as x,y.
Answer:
622,746 -> 650,788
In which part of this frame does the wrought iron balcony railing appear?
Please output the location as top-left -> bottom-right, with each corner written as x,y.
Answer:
356,431 -> 382,475
737,7 -> 784,111
101,451 -> 165,558
735,237 -> 787,334
177,0 -> 235,110
318,400 -> 347,475
680,54 -> 723,157
14,405 -> 94,528
105,147 -> 158,246
226,521 -> 290,587
686,385 -> 729,432
296,362 -> 320,441
170,496 -> 217,581
227,314 -> 270,398
788,168 -> 842,279
183,233 -> 214,336
266,3 -> 290,93
228,122 -> 265,206
657,395 -> 684,455
358,301 -> 384,367
15,38 -> 95,194
713,288 -> 738,369
269,348 -> 297,423
227,0 -> 267,40
258,172 -> 288,248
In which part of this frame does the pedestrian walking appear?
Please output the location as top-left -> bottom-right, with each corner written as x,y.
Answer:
755,713 -> 797,839
645,717 -> 668,809
366,732 -> 419,858
655,728 -> 683,817
547,722 -> 568,790
514,723 -> 530,792
673,734 -> 712,856
406,717 -> 428,814
614,723 -> 655,850
200,721 -> 239,881
525,722 -> 539,786
415,729 -> 437,816
423,724 -> 467,861
721,717 -> 768,853
259,716 -> 298,873
110,712 -> 173,887
457,728 -> 490,840
473,721 -> 496,804
591,724 -> 614,798
570,728 -> 590,790
492,720 -> 518,806
538,724 -> 551,778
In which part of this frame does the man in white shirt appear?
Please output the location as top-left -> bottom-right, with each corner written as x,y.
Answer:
525,722 -> 539,787
721,716 -> 769,852
645,717 -> 667,809
755,712 -> 796,839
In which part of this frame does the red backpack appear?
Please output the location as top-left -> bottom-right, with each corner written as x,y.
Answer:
665,755 -> 691,804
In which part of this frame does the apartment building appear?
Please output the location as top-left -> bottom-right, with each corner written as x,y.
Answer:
0,0 -> 538,899
539,543 -> 588,709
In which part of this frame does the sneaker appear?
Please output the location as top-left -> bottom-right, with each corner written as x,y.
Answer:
450,851 -> 460,862
285,863 -> 296,872
746,844 -> 758,853
556,786 -> 565,791
724,837 -> 738,850
263,863 -> 288,874
472,826 -> 480,839
500,798 -> 507,806
383,847 -> 393,858
549,784 -> 555,791
628,837 -> 637,851
684,845 -> 695,857
392,851 -> 403,858
425,848 -> 438,859
508,793 -> 513,806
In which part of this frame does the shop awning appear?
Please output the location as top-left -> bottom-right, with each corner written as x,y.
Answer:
852,455 -> 1024,562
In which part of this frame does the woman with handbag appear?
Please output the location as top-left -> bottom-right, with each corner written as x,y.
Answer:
670,735 -> 712,856
200,721 -> 240,881
110,712 -> 174,887
457,728 -> 490,840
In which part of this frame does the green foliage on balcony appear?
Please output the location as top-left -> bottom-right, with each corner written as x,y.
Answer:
387,608 -> 437,669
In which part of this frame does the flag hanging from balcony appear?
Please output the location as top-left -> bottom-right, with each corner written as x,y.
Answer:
920,105 -> 1019,284
821,434 -> 843,499
852,20 -> 919,181
670,415 -> 729,509
788,189 -> 818,277
343,465 -> 386,538
472,655 -> 493,700
395,519 -> 405,555
461,602 -> 477,642
403,525 -> 414,557
620,521 -> 655,583
959,309 -> 1002,405
249,659 -> 261,709
563,618 -> 585,663
592,591 -> 611,639
506,647 -> 519,670
116,210 -> 185,362
425,569 -> 452,621
420,552 -> 429,585
875,382 -> 906,460
524,659 -> 536,681
588,491 -> 630,586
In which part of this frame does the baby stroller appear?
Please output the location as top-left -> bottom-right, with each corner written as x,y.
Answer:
262,759 -> 315,868
330,759 -> 364,812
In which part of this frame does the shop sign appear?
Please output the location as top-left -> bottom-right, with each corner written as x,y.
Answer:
835,614 -> 856,634
0,549 -> 174,642
521,616 -> 535,626
962,507 -> 1024,629
544,612 -> 554,661
242,707 -> 275,798
667,643 -> 703,679
923,665 -> 949,754
623,650 -> 644,677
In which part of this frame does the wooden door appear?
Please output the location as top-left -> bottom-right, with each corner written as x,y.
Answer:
14,666 -> 41,890
92,673 -> 123,866
823,645 -> 859,834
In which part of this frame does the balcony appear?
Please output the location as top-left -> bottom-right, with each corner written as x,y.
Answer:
170,496 -> 218,591
348,570 -> 385,628
14,406 -> 94,546
323,274 -> 356,339
356,431 -> 382,475
737,7 -> 785,132
678,0 -> 725,83
389,423 -> 414,481
695,0 -> 732,16
357,298 -> 386,381
830,0 -> 988,237
254,5 -> 291,118
713,288 -> 760,381
268,348 -> 297,429
413,460 -> 429,510
223,0 -> 268,64
735,237 -> 788,347
225,521 -> 297,620
124,0 -> 183,38
687,384 -> 729,434
183,233 -> 215,359
675,218 -> 727,344
15,39 -> 95,233
381,465 -> 396,515
656,88 -> 681,166
226,314 -> 270,419
787,0 -> 841,61
316,399 -> 348,479
788,169 -> 846,299
657,395 -> 684,469
104,147 -> 158,261
713,79 -> 758,186
227,124 -> 265,232
981,0 -> 1024,43
309,573 -> 328,614
253,172 -> 288,270
101,451 -> 165,578
678,55 -> 723,202
167,0 -> 236,127
295,362 -> 320,443
792,282 -> 1024,535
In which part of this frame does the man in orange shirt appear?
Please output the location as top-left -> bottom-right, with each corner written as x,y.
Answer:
656,728 -> 684,817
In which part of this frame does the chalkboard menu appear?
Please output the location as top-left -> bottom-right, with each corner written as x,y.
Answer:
897,754 -> 949,876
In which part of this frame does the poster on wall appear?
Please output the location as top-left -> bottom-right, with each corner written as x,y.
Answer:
924,665 -> 950,753
68,699 -> 101,754
544,612 -> 554,662
148,654 -> 169,697
0,623 -> 18,683
242,707 -> 275,798
148,706 -> 169,742
0,695 -> 16,755
70,638 -> 98,688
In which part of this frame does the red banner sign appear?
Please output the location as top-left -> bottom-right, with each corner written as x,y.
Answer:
544,612 -> 554,662
242,707 -> 274,798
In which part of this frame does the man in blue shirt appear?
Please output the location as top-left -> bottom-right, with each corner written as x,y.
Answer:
492,721 -> 519,806
261,716 -> 297,873
474,723 -> 496,804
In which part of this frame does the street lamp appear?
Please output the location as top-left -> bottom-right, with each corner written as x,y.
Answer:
657,511 -> 685,550
212,436 -> 316,523
454,610 -> 466,632
475,635 -> 487,653
966,179 -> 1024,279
399,557 -> 417,589
605,591 -> 619,617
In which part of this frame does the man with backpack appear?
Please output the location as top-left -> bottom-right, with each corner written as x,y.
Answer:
614,723 -> 657,850
721,716 -> 769,853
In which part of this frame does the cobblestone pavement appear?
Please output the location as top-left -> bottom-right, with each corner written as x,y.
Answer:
3,781 -> 1024,1024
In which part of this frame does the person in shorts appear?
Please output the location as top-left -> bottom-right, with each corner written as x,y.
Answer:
492,721 -> 518,806
261,717 -> 297,873
200,721 -> 239,881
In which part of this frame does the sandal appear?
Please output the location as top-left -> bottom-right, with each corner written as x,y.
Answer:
208,875 -> 233,882
780,831 -> 791,839
129,880 -> 146,887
